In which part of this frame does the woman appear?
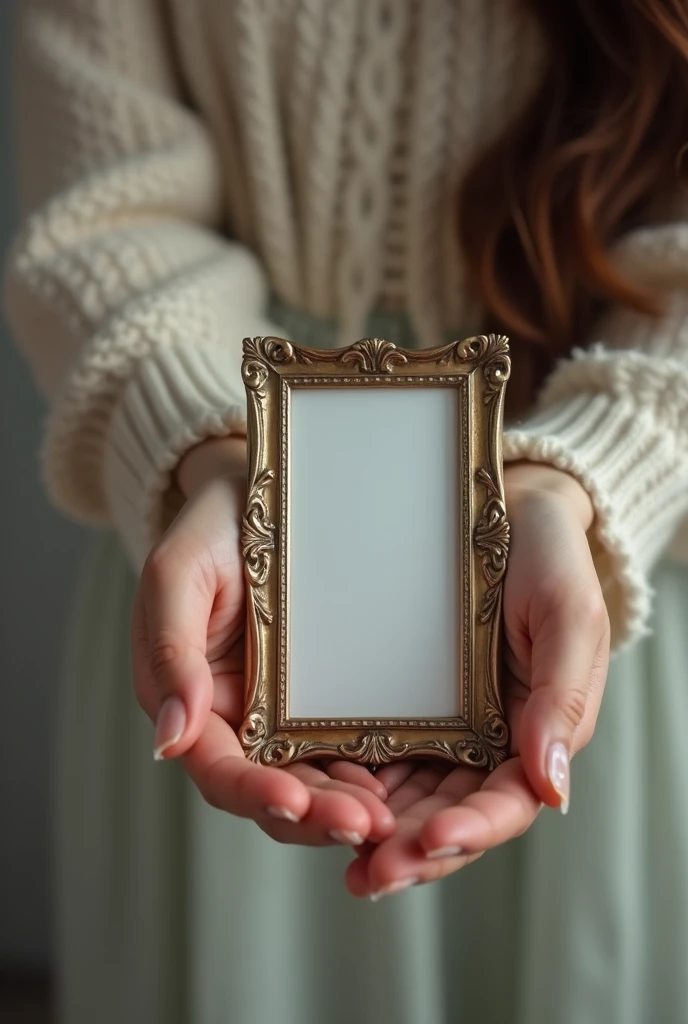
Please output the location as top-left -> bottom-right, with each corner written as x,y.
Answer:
6,1 -> 688,1022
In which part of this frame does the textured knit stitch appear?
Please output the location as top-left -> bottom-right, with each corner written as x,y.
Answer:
5,0 -> 688,649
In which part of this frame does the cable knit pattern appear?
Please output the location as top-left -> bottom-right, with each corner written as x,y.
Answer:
335,0 -> 409,342
297,0 -> 359,317
405,0 -> 455,348
4,0 -> 688,648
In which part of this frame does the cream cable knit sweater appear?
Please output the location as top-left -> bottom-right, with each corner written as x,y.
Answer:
5,0 -> 688,648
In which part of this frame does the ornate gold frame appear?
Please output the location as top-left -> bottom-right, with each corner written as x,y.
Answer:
240,335 -> 511,769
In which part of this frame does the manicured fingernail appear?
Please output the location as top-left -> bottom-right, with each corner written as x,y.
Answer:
369,878 -> 419,902
426,845 -> 463,860
329,829 -> 364,846
547,742 -> 570,815
153,696 -> 186,761
266,805 -> 302,823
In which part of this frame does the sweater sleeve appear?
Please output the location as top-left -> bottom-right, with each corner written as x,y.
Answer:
4,0 -> 281,568
503,221 -> 688,649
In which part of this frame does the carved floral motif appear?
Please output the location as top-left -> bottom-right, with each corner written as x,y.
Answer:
239,709 -> 268,753
337,338 -> 409,374
474,468 -> 510,625
339,731 -> 410,763
241,469 -> 275,590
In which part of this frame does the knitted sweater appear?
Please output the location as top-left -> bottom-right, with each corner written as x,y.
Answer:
5,0 -> 688,649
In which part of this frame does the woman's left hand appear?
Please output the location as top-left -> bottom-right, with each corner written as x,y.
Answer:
343,462 -> 611,899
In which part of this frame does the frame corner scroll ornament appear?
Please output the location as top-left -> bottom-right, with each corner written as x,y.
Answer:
240,334 -> 511,769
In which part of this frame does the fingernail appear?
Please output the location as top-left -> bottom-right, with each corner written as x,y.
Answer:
369,878 -> 419,902
329,829 -> 364,846
153,696 -> 186,761
426,845 -> 463,860
266,805 -> 302,823
547,742 -> 570,815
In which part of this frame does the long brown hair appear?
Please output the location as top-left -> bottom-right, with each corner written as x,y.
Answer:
459,0 -> 688,369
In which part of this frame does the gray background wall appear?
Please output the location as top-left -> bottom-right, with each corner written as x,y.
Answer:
1,0 -> 86,970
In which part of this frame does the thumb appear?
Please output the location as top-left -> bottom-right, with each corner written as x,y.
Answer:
517,595 -> 608,813
137,545 -> 216,760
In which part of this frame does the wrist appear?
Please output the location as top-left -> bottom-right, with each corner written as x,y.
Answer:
504,460 -> 594,531
176,436 -> 247,499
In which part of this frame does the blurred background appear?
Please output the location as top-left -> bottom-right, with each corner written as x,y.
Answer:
1,0 -> 86,1017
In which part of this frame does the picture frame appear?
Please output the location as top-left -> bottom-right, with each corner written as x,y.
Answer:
239,334 -> 511,769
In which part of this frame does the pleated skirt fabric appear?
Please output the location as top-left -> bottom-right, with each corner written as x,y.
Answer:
56,530 -> 688,1024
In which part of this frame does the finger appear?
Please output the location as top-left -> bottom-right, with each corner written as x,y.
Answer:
385,763 -> 450,817
345,850 -> 375,896
285,765 -> 395,842
323,761 -> 388,801
348,760 -> 534,898
132,587 -> 211,755
207,632 -> 245,723
348,814 -> 481,899
186,712 -> 393,847
353,839 -> 377,859
209,668 -> 245,723
346,769 -> 480,896
519,582 -> 610,813
373,761 -> 418,795
137,542 -> 218,759
257,786 -> 393,848
186,717 -> 392,848
183,712 -> 312,825
321,780 -> 395,842
419,757 -> 542,858
255,786 -> 375,847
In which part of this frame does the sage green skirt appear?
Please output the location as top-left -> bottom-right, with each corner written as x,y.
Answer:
56,534 -> 688,1024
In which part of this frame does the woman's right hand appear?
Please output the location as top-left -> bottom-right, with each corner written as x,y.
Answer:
132,437 -> 395,848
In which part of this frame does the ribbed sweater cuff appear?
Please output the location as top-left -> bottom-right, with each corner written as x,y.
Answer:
103,335 -> 274,569
503,393 -> 687,651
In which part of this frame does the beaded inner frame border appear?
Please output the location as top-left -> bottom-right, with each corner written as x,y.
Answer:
239,335 -> 511,769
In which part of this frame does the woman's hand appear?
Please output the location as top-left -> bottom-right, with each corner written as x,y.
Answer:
132,437 -> 395,848
345,462 -> 610,898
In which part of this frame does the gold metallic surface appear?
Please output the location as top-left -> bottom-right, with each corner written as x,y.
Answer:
240,335 -> 511,768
